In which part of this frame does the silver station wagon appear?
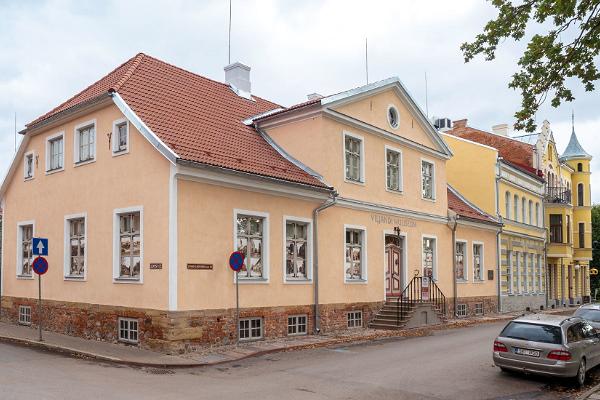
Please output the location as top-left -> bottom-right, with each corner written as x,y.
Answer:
493,314 -> 600,386
574,304 -> 600,330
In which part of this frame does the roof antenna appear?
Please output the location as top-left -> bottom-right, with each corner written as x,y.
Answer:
228,0 -> 232,64
365,37 -> 369,85
424,71 -> 429,118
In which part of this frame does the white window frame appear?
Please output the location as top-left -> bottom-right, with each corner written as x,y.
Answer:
113,206 -> 144,284
384,145 -> 403,193
422,234 -> 438,281
535,202 -> 540,227
474,302 -> 484,316
282,216 -> 312,283
472,242 -> 485,282
505,191 -> 511,219
112,118 -> 130,156
45,131 -> 64,174
513,194 -> 519,222
528,200 -> 533,225
239,317 -> 263,341
118,317 -> 139,344
23,151 -> 34,180
522,252 -> 528,294
521,197 -> 526,224
64,213 -> 87,281
18,305 -> 31,325
538,254 -> 543,293
515,251 -> 521,293
455,240 -> 468,282
457,304 -> 467,318
387,104 -> 400,130
420,158 -> 436,201
530,253 -> 536,293
344,224 -> 368,283
73,119 -> 97,165
16,220 -> 35,279
233,209 -> 269,283
287,314 -> 308,336
342,131 -> 365,185
347,311 -> 363,328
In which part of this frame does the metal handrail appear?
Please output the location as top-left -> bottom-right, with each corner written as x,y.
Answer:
544,186 -> 571,204
396,276 -> 447,325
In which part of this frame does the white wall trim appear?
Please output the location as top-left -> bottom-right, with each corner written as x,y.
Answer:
63,213 -> 88,281
233,209 -> 270,284
282,215 -> 313,284
384,144 -> 403,193
168,164 -> 178,310
342,130 -> 366,185
112,206 -> 144,284
336,197 -> 448,223
45,131 -> 65,174
73,118 -> 97,164
112,118 -> 130,156
16,220 -> 35,279
344,224 -> 368,284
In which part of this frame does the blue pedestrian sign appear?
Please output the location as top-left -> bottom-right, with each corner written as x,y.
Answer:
32,238 -> 48,256
32,256 -> 48,275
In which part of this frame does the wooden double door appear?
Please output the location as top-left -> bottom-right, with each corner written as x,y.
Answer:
385,235 -> 404,297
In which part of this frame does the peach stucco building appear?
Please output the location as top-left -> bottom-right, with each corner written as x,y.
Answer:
0,54 -> 501,350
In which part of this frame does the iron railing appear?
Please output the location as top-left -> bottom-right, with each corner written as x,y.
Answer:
395,276 -> 446,325
545,186 -> 571,204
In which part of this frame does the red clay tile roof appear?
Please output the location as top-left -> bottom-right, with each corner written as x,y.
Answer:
446,121 -> 543,180
447,186 -> 499,225
27,53 -> 329,189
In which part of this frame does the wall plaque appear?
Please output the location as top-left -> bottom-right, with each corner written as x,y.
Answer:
487,270 -> 494,280
187,263 -> 213,270
149,263 -> 163,270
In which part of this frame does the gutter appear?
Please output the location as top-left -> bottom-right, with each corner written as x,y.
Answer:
312,191 -> 338,334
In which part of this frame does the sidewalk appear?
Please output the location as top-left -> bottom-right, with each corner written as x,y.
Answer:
0,308 -> 574,368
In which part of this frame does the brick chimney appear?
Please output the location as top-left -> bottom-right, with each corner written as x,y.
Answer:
452,119 -> 468,129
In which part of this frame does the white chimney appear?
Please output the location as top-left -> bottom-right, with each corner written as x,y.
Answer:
224,62 -> 251,95
492,123 -> 509,137
307,93 -> 323,101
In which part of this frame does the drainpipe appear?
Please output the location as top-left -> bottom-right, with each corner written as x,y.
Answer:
448,211 -> 459,318
312,191 -> 338,335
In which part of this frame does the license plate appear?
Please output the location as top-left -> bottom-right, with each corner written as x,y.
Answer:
514,348 -> 540,357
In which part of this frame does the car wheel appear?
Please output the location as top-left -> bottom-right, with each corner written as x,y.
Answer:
575,358 -> 586,387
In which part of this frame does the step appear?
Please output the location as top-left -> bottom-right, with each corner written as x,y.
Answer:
369,322 -> 406,330
373,314 -> 410,322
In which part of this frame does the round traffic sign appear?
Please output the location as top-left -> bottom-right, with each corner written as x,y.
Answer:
32,256 -> 48,275
229,251 -> 245,272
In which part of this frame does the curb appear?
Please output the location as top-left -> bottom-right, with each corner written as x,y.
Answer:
577,383 -> 600,400
0,312 -> 550,369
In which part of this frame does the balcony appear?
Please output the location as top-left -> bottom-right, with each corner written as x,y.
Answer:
545,186 -> 571,204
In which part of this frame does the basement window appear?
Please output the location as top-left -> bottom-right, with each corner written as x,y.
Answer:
118,318 -> 139,344
287,315 -> 307,336
457,304 -> 467,318
18,306 -> 31,325
475,303 -> 484,316
239,317 -> 263,341
347,311 -> 363,328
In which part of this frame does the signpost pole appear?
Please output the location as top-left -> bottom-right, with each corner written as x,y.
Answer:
38,273 -> 43,342
235,270 -> 239,345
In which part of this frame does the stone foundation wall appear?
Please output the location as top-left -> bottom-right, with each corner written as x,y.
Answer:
0,296 -> 382,353
446,296 -> 498,318
500,294 -> 546,313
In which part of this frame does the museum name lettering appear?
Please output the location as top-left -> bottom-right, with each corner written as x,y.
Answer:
370,214 -> 417,227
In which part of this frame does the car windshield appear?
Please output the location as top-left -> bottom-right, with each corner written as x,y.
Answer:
500,322 -> 562,344
574,308 -> 600,322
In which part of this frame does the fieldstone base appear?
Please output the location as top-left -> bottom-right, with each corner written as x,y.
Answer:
0,296 -> 382,353
446,296 -> 498,318
500,293 -> 546,313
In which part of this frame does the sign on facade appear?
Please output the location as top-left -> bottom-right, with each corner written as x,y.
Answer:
32,238 -> 48,256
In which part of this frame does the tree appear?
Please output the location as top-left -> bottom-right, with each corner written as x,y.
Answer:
462,0 -> 600,132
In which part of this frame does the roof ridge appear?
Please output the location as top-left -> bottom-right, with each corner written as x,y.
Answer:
112,53 -> 146,92
453,125 -> 535,148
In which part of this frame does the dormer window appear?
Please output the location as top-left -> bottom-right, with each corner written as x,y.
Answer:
387,105 -> 399,129
74,120 -> 96,164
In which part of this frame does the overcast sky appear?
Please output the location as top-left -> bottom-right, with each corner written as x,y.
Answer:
1,0 -> 598,201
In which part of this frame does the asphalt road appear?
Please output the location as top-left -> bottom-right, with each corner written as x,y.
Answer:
0,321 -> 595,400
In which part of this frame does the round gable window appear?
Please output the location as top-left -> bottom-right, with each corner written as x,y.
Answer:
388,105 -> 399,129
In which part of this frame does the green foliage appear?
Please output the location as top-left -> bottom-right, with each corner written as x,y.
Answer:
462,0 -> 600,132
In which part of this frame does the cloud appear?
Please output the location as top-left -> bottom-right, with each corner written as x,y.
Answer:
0,0 -> 598,202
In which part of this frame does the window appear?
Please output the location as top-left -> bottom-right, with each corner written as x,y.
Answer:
567,215 -> 571,243
24,152 -> 34,179
113,119 -> 129,154
75,123 -> 95,163
347,311 -> 363,328
535,203 -> 540,226
421,161 -> 435,200
457,304 -> 467,317
344,133 -> 363,182
507,250 -> 513,294
474,303 -> 484,316
455,241 -> 466,281
117,211 -> 142,280
473,244 -> 483,281
423,237 -> 436,279
513,195 -> 519,221
579,223 -> 585,248
66,217 -> 86,278
285,220 -> 309,281
385,147 -> 402,192
239,317 -> 263,340
528,200 -> 533,225
236,213 -> 267,279
578,162 -> 583,172
46,133 -> 64,172
515,251 -> 521,293
521,197 -> 526,223
18,224 -> 33,276
505,191 -> 511,219
387,105 -> 399,129
345,228 -> 366,281
578,183 -> 584,206
18,306 -> 31,325
522,253 -> 528,293
549,214 -> 563,243
118,318 -> 139,344
537,254 -> 543,292
287,315 -> 307,336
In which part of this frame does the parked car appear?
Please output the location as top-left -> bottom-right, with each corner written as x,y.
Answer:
574,304 -> 600,330
493,314 -> 600,386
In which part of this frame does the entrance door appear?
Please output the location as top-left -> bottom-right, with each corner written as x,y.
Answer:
385,235 -> 403,297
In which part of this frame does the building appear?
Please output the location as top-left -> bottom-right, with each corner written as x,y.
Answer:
0,54 -> 499,351
444,120 -> 547,312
